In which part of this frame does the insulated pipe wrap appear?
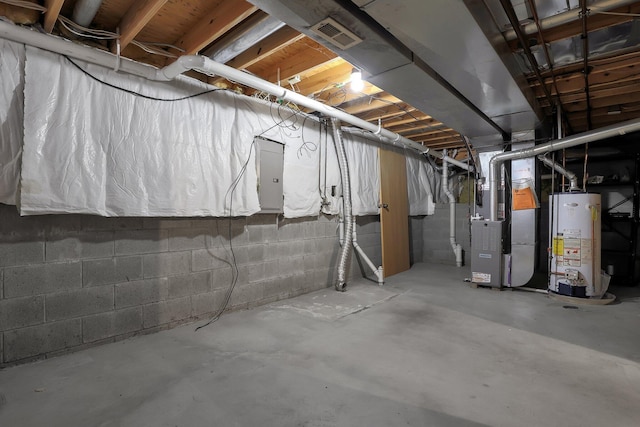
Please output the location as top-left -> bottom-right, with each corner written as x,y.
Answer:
331,118 -> 353,291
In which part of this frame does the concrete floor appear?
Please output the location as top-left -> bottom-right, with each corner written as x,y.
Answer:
1,262 -> 640,426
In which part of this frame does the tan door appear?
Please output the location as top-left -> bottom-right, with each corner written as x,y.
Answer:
379,148 -> 410,277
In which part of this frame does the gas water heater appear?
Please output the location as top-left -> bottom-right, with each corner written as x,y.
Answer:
549,193 -> 603,298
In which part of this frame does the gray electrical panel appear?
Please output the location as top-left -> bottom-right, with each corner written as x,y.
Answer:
256,138 -> 284,213
471,220 -> 503,287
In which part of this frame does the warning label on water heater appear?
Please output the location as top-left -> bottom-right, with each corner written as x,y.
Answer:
563,230 -> 581,267
472,272 -> 491,283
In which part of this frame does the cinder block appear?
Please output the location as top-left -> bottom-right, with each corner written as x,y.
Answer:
229,282 -> 264,308
0,205 -> 45,239
303,220 -> 317,239
303,240 -> 316,254
303,255 -> 315,271
83,256 -> 142,287
46,232 -> 114,261
167,271 -> 212,299
247,263 -> 265,283
3,319 -> 82,363
143,251 -> 190,278
4,262 -> 82,298
43,216 -> 84,236
191,289 -> 226,317
168,228 -> 209,251
46,287 -> 114,321
0,296 -> 44,330
230,246 -> 249,265
192,247 -> 231,272
0,240 -> 44,267
212,267 -> 233,290
115,277 -> 168,308
264,243 -> 280,260
248,244 -> 265,263
218,218 -> 248,246
114,229 -> 168,255
262,260 -> 279,280
82,216 -> 143,231
143,296 -> 191,328
262,276 -> 292,298
142,218 -> 194,229
82,307 -> 142,343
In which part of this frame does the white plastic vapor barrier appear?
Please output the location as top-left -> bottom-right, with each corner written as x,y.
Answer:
344,132 -> 380,216
0,40 -> 25,205
16,46 -> 391,217
406,153 -> 436,215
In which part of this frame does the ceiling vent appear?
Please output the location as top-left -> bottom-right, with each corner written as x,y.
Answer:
310,17 -> 363,50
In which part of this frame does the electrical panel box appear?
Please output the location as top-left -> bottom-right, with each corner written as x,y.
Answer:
256,137 -> 284,213
471,220 -> 503,288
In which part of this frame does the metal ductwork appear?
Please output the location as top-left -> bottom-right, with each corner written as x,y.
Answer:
247,0 -> 542,141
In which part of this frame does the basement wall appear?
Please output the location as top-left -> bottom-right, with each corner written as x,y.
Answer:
411,203 -> 472,266
0,204 -> 382,366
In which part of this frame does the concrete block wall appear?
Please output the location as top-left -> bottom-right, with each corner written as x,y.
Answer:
0,204 -> 386,366
412,203 -> 472,266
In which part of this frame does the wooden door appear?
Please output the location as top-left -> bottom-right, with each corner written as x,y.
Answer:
379,148 -> 410,277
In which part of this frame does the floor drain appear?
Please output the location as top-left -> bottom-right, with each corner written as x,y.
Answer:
563,305 -> 579,310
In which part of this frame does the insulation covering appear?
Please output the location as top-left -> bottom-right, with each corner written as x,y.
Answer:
0,39 -> 24,205
406,152 -> 436,215
6,44 -> 435,218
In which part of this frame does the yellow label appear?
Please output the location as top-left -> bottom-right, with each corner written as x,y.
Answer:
552,237 -> 564,256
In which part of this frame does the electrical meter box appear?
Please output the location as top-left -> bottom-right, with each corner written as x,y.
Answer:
471,220 -> 503,288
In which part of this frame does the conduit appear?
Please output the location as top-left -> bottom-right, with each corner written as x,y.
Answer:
537,154 -> 580,191
442,149 -> 463,267
489,118 -> 640,221
0,20 -> 472,172
332,118 -> 353,292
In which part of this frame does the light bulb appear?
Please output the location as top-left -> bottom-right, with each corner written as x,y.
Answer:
350,68 -> 364,92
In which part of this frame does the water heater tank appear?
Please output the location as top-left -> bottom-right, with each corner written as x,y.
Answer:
549,193 -> 602,297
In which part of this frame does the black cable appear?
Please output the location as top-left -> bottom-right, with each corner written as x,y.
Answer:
195,109 -> 302,331
65,56 -> 220,101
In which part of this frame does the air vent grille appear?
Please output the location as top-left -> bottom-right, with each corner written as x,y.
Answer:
310,17 -> 363,50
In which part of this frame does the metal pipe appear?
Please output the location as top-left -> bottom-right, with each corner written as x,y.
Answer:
443,150 -> 463,267
489,118 -> 640,220
0,20 -> 474,171
537,155 -> 580,191
503,0 -> 637,41
72,0 -> 104,27
331,118 -> 353,292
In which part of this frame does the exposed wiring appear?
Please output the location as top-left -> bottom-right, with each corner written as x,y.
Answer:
0,0 -> 47,12
196,108 -> 304,331
65,56 -> 220,101
58,15 -> 118,40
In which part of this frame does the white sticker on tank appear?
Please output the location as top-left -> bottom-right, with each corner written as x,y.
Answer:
581,238 -> 592,262
564,237 -> 581,267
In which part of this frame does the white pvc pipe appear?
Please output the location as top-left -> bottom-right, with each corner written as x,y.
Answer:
442,149 -> 463,267
489,118 -> 640,221
503,0 -> 637,41
0,21 -> 472,171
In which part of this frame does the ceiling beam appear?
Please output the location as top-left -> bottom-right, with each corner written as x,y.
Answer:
255,40 -> 337,84
341,93 -> 401,115
113,0 -> 169,52
174,1 -> 257,56
43,0 -> 64,33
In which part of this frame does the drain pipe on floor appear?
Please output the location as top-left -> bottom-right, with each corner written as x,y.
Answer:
443,149 -> 463,267
332,118 -> 353,292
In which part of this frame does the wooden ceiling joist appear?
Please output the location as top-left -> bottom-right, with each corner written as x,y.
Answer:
113,0 -> 169,52
174,1 -> 257,56
224,26 -> 303,70
43,0 -> 64,33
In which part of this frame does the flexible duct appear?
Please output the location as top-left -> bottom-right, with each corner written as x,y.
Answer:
442,150 -> 463,267
332,118 -> 353,292
0,21 -> 472,172
489,118 -> 640,221
537,154 -> 580,192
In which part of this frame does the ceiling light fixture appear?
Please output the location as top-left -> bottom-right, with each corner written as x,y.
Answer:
350,68 -> 364,92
